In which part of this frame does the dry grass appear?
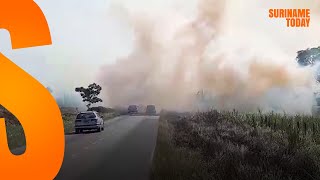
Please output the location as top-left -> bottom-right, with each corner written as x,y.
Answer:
151,110 -> 320,180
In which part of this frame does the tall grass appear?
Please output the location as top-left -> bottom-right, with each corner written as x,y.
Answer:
152,110 -> 320,180
219,110 -> 320,147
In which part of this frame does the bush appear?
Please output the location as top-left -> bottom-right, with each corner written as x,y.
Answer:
88,106 -> 115,113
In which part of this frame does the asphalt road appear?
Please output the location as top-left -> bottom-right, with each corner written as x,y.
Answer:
55,115 -> 159,180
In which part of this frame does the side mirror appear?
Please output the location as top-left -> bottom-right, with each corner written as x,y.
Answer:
101,115 -> 104,118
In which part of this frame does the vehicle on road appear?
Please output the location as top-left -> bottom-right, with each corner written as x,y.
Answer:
146,105 -> 157,115
128,105 -> 139,115
75,111 -> 104,134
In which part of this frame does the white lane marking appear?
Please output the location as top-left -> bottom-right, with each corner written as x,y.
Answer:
150,148 -> 155,163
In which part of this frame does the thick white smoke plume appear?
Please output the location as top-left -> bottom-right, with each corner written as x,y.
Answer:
98,0 -> 319,114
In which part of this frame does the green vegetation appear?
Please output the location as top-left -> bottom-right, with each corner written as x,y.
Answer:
62,113 -> 77,134
6,123 -> 25,150
297,46 -> 320,67
151,110 -> 320,180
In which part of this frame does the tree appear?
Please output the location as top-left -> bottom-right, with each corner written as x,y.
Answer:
75,83 -> 103,110
296,46 -> 320,83
296,46 -> 320,66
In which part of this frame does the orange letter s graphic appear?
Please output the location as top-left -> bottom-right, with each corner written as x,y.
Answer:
0,1 -> 65,179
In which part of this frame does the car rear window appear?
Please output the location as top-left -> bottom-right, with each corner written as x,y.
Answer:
128,105 -> 137,110
147,105 -> 155,110
76,113 -> 96,119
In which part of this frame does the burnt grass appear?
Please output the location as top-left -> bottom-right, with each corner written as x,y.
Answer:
151,110 -> 320,180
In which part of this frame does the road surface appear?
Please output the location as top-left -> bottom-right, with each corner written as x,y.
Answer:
55,115 -> 159,180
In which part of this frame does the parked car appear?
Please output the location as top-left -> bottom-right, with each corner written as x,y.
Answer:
128,105 -> 139,115
146,105 -> 157,115
75,111 -> 104,134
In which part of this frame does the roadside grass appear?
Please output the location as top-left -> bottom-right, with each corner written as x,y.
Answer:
151,112 -> 207,180
103,112 -> 120,120
6,122 -> 25,150
151,110 -> 320,180
62,113 -> 77,134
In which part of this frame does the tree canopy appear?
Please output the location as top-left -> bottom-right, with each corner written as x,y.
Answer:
75,83 -> 103,110
297,46 -> 320,66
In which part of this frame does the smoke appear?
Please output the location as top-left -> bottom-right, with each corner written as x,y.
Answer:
98,0 -> 318,114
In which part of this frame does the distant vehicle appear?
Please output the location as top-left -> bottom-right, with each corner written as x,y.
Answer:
75,111 -> 104,134
128,105 -> 139,115
146,105 -> 157,115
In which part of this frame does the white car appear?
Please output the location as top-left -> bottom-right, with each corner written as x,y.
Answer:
75,111 -> 104,134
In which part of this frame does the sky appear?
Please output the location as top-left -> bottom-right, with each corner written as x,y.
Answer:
0,0 -> 133,96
